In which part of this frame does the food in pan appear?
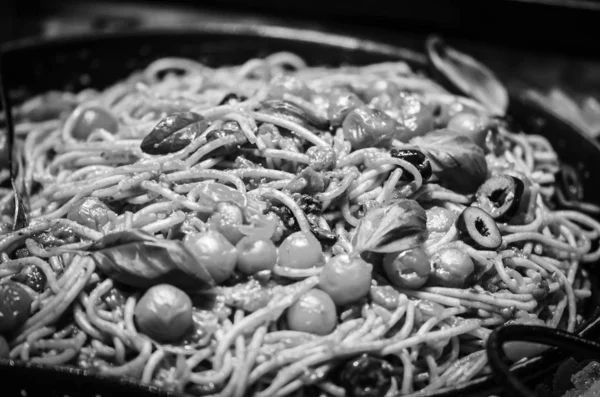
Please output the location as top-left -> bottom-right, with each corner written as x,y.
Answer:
0,50 -> 599,397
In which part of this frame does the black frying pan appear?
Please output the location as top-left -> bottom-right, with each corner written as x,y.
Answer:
2,23 -> 600,397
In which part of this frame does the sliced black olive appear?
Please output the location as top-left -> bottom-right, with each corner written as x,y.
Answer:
557,164 -> 584,202
456,207 -> 502,250
476,175 -> 524,222
0,335 -> 8,358
256,99 -> 329,131
390,149 -> 432,182
218,93 -> 247,106
141,112 -> 208,155
12,265 -> 47,293
338,354 -> 394,397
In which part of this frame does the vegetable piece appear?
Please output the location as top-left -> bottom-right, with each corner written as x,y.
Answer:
205,122 -> 247,155
86,230 -> 214,289
426,36 -> 508,116
207,202 -> 246,245
363,80 -> 400,102
352,199 -> 427,254
134,284 -> 193,343
192,182 -> 247,210
11,264 -> 47,293
319,254 -> 373,306
71,106 -> 119,140
370,285 -> 401,311
218,93 -> 247,106
183,230 -> 238,285
476,175 -> 524,222
306,214 -> 337,244
0,282 -> 33,335
278,231 -> 324,269
306,145 -> 337,171
410,129 -> 488,194
428,247 -> 475,288
338,353 -> 394,397
267,75 -> 312,100
426,206 -> 457,233
236,236 -> 278,275
456,207 -> 502,250
257,99 -> 329,130
286,289 -> 337,335
327,91 -> 363,127
390,149 -> 432,182
141,112 -> 208,155
285,166 -> 331,195
67,197 -> 115,231
0,335 -> 8,358
382,247 -> 431,289
342,106 -> 399,150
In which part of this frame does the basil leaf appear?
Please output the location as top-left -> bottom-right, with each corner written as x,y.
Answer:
411,129 -> 488,194
352,199 -> 427,254
87,230 -> 214,290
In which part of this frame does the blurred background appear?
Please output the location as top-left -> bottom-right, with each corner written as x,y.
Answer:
1,0 -> 600,136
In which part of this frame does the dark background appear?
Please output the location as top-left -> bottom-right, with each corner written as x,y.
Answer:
2,0 -> 600,126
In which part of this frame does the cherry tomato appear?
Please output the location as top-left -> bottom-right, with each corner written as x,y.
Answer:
286,289 -> 337,335
183,230 -> 238,284
67,197 -> 115,231
392,92 -> 436,139
207,202 -> 245,245
0,282 -> 33,335
236,236 -> 278,275
71,106 -> 119,140
134,284 -> 193,343
268,75 -> 312,100
327,91 -> 363,127
319,254 -> 372,306
428,248 -> 474,288
0,335 -> 8,358
278,231 -> 324,269
447,112 -> 488,148
383,247 -> 431,289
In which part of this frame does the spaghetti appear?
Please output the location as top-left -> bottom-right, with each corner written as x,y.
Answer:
0,52 -> 599,397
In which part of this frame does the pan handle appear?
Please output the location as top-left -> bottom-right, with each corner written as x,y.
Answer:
487,324 -> 600,397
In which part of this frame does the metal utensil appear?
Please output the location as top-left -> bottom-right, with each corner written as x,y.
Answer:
0,49 -> 28,230
487,323 -> 600,397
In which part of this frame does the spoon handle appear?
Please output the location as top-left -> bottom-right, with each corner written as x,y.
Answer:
487,324 -> 600,397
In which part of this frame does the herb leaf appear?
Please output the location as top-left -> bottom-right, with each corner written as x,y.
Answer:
352,199 -> 427,254
411,129 -> 488,194
87,230 -> 214,290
